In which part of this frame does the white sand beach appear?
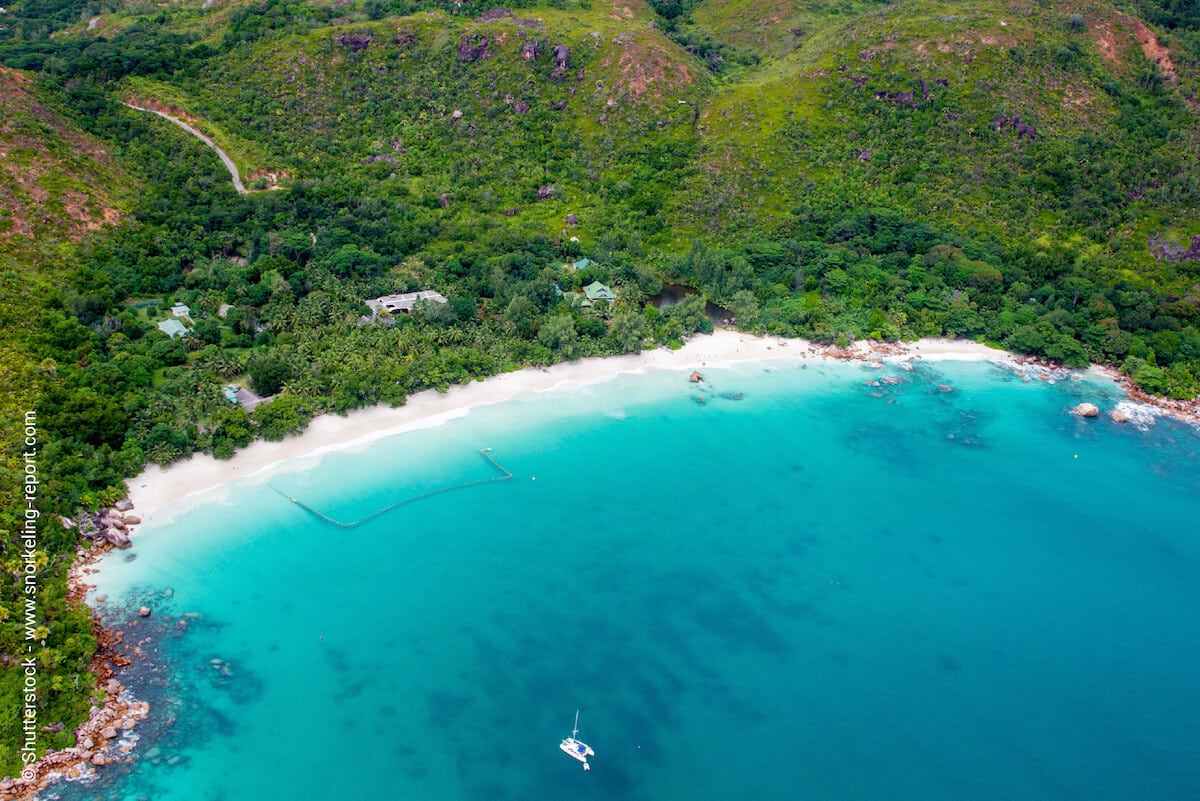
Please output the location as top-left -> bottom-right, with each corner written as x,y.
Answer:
126,332 -> 1003,522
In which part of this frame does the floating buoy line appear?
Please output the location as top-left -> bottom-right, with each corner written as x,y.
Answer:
273,448 -> 513,528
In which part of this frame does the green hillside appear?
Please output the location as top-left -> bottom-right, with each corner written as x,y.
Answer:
0,0 -> 1199,777
0,66 -> 133,776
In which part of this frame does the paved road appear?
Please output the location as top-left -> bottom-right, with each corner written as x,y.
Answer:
123,102 -> 246,194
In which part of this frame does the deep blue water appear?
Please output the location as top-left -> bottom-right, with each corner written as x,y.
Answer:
68,359 -> 1200,801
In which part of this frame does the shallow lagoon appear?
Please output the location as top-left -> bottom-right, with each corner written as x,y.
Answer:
70,360 -> 1200,801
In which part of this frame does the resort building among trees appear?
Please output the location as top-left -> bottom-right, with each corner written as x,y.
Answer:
157,319 -> 188,338
366,290 -> 449,315
580,281 -> 616,307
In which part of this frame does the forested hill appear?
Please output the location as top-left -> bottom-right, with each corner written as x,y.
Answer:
1,0 -> 1199,777
0,65 -> 132,527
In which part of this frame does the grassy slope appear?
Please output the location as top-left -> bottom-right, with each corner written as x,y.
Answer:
90,0 -> 1199,265
688,0 -> 893,61
680,0 -> 1199,266
0,66 -> 129,514
111,0 -> 709,249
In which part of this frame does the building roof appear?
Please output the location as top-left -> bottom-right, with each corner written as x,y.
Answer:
366,290 -> 448,314
573,258 -> 591,269
157,319 -> 188,338
223,384 -> 267,410
583,281 -> 615,302
171,303 -> 191,317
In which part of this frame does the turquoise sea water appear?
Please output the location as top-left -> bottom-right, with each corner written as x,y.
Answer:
66,359 -> 1200,801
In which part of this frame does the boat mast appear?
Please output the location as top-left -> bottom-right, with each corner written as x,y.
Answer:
572,710 -> 580,739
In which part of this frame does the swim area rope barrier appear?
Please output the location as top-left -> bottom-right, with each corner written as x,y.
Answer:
273,448 -> 513,528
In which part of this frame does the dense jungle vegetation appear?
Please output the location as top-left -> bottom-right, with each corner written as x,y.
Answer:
1,0 -> 1199,776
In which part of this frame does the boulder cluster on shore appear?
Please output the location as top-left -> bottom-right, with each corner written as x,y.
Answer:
1,512 -> 153,801
0,689 -> 149,799
67,498 -> 141,549
0,600 -> 151,801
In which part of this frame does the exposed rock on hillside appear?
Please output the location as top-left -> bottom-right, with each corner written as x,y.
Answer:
876,89 -> 915,106
1148,233 -> 1200,263
993,112 -> 1036,139
335,30 -> 374,51
457,34 -> 490,61
0,68 -> 126,243
477,7 -> 514,22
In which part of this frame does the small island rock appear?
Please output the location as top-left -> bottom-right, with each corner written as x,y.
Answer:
138,606 -> 151,618
1073,402 -> 1100,418
689,371 -> 703,383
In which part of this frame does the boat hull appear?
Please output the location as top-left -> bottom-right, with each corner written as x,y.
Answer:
560,738 -> 594,769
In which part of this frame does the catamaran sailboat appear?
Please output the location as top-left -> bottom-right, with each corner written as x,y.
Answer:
559,710 -> 594,770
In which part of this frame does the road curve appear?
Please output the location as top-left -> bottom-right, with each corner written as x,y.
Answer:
123,102 -> 246,194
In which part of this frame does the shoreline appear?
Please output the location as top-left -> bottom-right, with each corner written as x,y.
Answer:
7,330 -> 1197,799
124,331 -> 1006,524
1,544 -> 151,801
124,329 -> 1199,525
